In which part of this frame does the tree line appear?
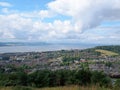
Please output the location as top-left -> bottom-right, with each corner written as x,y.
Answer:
0,69 -> 112,88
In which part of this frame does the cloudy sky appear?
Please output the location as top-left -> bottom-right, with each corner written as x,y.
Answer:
0,0 -> 120,44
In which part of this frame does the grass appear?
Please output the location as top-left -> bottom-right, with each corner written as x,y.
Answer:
95,49 -> 119,56
36,86 -> 111,90
0,86 -> 32,90
0,86 -> 118,90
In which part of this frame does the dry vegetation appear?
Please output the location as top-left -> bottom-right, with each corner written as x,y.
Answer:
36,86 -> 111,90
95,49 -> 119,56
0,86 -> 119,90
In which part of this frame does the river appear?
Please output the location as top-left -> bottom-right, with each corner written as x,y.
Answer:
0,44 -> 94,53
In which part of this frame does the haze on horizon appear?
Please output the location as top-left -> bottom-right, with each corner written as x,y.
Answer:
0,0 -> 120,45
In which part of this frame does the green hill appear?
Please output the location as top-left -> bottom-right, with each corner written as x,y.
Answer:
95,49 -> 119,56
95,45 -> 120,54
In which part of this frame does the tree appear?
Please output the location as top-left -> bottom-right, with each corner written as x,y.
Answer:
91,71 -> 111,87
28,70 -> 50,87
75,69 -> 91,85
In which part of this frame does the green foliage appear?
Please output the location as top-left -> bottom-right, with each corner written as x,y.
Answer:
114,79 -> 120,87
75,69 -> 91,85
28,70 -> 50,87
95,45 -> 120,55
0,68 -> 5,73
0,71 -> 28,86
105,62 -> 112,67
91,71 -> 111,87
80,62 -> 89,70
62,56 -> 80,63
0,69 -> 112,88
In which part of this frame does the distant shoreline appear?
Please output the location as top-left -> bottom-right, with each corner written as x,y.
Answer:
0,44 -> 120,53
0,44 -> 94,53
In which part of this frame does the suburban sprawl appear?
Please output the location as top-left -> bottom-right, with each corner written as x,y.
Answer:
0,45 -> 120,90
0,45 -> 120,78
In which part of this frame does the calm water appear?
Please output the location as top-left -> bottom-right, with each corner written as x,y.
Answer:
0,44 -> 94,53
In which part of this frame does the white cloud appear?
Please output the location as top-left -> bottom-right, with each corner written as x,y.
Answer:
0,12 -> 120,44
48,0 -> 120,30
0,0 -> 120,44
38,10 -> 53,19
2,31 -> 15,39
0,2 -> 12,7
0,14 -> 33,40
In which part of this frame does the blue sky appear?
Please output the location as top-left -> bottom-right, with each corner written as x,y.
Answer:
0,0 -> 52,10
0,0 -> 120,44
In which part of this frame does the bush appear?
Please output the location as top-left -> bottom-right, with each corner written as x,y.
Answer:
114,79 -> 120,88
91,71 -> 111,87
28,70 -> 50,87
75,69 -> 92,85
0,69 -> 112,88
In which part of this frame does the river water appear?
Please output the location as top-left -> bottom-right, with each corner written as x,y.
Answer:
0,44 -> 94,53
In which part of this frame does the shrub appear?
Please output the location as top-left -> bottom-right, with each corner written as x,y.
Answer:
91,71 -> 111,87
114,79 -> 120,88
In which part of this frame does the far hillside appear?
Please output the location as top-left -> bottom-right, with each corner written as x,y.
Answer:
95,49 -> 119,56
94,45 -> 120,54
82,45 -> 120,58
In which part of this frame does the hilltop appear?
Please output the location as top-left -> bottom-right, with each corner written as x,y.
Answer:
94,45 -> 120,54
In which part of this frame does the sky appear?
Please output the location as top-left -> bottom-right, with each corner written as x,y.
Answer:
0,0 -> 120,44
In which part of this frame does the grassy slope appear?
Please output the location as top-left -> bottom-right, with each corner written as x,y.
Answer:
95,49 -> 119,56
95,45 -> 120,54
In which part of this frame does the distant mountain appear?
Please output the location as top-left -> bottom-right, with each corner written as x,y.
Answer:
0,42 -> 50,46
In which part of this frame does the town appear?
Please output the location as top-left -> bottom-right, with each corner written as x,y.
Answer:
0,46 -> 120,78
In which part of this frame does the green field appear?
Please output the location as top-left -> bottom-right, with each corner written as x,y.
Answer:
95,49 -> 119,56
